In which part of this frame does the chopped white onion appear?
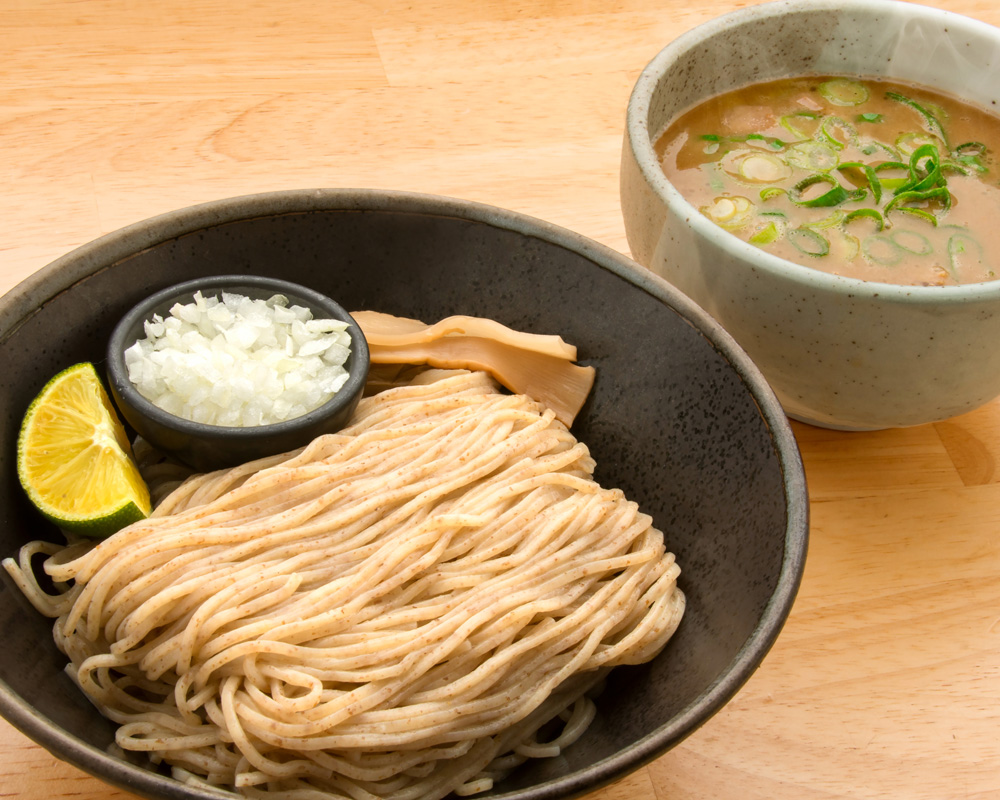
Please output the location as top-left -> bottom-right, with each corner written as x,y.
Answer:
123,291 -> 353,427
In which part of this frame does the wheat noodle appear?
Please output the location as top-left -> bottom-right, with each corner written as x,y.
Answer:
4,370 -> 684,800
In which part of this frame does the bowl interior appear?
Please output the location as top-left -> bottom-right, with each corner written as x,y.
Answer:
640,0 -> 1000,151
0,192 -> 807,800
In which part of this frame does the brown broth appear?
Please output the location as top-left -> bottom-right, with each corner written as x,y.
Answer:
655,76 -> 1000,286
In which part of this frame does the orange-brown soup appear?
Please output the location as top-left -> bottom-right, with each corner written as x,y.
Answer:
656,76 -> 1000,286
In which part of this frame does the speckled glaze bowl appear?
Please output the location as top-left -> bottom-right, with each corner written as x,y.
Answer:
621,0 -> 1000,430
106,274 -> 370,472
0,189 -> 806,800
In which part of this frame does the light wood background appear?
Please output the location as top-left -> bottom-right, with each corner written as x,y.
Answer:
3,1 -> 1000,798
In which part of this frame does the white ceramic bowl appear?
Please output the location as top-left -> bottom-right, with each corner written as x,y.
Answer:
621,0 -> 1000,430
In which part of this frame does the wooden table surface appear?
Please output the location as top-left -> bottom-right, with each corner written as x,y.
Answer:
3,0 -> 999,798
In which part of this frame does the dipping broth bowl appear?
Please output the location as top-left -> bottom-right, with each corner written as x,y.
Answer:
0,189 -> 807,800
106,274 -> 370,472
621,0 -> 1000,430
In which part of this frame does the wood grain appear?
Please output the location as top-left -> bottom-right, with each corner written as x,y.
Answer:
3,1 -> 1000,799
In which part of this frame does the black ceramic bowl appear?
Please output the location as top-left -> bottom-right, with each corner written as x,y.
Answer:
106,274 -> 370,472
0,189 -> 808,800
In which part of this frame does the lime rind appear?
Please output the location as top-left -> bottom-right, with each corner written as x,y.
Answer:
30,498 -> 148,538
17,362 -> 151,538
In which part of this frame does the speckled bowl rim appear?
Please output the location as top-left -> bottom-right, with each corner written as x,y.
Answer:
0,188 -> 808,800
625,0 -> 1000,304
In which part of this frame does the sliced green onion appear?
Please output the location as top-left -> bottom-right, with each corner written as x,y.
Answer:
728,133 -> 787,150
955,141 -> 987,156
788,227 -> 830,257
886,91 -> 949,146
785,141 -> 840,171
874,160 -> 910,191
891,229 -> 933,255
862,234 -> 904,266
837,161 -> 883,204
701,195 -> 755,230
750,221 -> 781,245
875,160 -> 909,173
897,143 -> 945,195
889,207 -> 940,226
789,173 -> 863,207
819,116 -> 858,150
946,231 -> 985,282
789,174 -> 845,206
736,152 -> 793,183
896,131 -> 944,157
803,210 -> 846,230
780,111 -> 820,139
844,208 -> 885,231
885,186 -> 952,215
760,187 -> 787,201
698,133 -> 722,156
954,155 -> 987,172
922,99 -> 950,127
841,231 -> 861,261
819,78 -> 870,107
860,139 -> 901,161
952,142 -> 989,173
759,210 -> 788,218
857,112 -> 883,123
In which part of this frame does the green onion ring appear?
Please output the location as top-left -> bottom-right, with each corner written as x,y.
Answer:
750,222 -> 781,245
780,111 -> 819,139
885,91 -> 949,146
885,187 -> 952,215
788,227 -> 830,257
861,140 -> 901,161
891,230 -> 933,255
837,161 -> 883,204
819,78 -> 870,107
785,141 -> 840,172
804,211 -> 846,230
789,174 -> 861,207
844,208 -> 885,231
862,234 -> 904,266
899,143 -> 944,194
947,232 -> 985,282
941,161 -> 971,176
841,232 -> 861,261
888,207 -> 939,227
954,141 -> 986,156
819,116 -> 858,150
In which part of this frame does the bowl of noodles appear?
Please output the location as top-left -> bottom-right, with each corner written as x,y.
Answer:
0,189 -> 808,800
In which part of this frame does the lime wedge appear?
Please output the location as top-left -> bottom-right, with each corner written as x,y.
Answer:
17,362 -> 151,538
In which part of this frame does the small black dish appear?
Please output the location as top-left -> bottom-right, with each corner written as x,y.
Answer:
106,274 -> 370,472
